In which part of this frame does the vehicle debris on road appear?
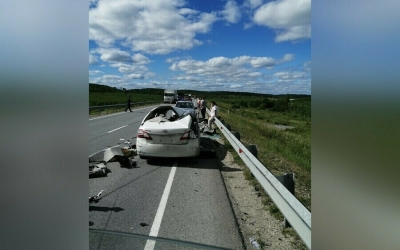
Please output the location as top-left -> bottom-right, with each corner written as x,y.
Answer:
89,162 -> 107,176
89,190 -> 103,204
89,145 -> 137,177
249,238 -> 261,249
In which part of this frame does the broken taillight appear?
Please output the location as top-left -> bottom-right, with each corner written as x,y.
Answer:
137,129 -> 152,140
180,131 -> 190,140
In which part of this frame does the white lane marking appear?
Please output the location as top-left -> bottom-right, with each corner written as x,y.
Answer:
107,125 -> 127,133
144,162 -> 177,250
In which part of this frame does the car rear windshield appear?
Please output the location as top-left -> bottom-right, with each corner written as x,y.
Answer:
177,102 -> 193,108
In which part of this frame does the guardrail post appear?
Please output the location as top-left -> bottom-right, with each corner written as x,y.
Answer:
275,173 -> 295,228
225,124 -> 231,131
245,144 -> 257,158
231,131 -> 240,141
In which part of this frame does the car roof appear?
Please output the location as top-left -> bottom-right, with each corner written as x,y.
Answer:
149,105 -> 186,117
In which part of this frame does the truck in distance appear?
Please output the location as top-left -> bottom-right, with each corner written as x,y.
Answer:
164,89 -> 178,104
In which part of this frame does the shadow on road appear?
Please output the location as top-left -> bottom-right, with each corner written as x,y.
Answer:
89,206 -> 125,213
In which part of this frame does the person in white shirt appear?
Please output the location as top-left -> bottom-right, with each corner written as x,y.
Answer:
208,101 -> 218,129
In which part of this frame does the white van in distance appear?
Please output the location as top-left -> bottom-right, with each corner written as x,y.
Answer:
164,89 -> 178,104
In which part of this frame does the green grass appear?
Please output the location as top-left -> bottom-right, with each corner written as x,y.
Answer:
220,105 -> 310,173
90,92 -> 162,106
218,99 -> 311,212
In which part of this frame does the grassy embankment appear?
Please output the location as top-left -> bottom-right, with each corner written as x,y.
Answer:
89,84 -> 164,116
211,96 -> 310,249
214,96 -> 311,211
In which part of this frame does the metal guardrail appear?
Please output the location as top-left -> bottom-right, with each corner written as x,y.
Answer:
89,101 -> 161,113
209,110 -> 311,249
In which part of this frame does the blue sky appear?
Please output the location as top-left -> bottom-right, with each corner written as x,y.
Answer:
89,0 -> 311,95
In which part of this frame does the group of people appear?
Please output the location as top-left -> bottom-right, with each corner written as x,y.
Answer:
193,96 -> 218,130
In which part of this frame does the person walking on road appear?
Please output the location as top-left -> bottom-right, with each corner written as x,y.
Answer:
200,97 -> 207,119
208,101 -> 218,130
125,96 -> 132,112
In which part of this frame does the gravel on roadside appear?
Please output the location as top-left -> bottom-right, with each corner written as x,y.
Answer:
214,138 -> 307,250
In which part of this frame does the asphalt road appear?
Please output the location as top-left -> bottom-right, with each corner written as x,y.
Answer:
89,105 -> 244,249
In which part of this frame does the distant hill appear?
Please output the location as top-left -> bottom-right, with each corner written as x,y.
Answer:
89,83 -> 164,95
89,83 -> 310,99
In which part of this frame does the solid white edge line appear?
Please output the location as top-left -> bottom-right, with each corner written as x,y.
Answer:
107,125 -> 128,133
144,162 -> 177,250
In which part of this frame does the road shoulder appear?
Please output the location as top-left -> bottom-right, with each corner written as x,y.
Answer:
214,138 -> 301,249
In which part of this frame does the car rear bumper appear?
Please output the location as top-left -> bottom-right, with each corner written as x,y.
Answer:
136,139 -> 200,157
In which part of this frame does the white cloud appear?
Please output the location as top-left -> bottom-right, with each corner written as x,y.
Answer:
179,8 -> 199,16
282,53 -> 295,62
220,1 -> 241,23
132,53 -> 151,64
169,54 -> 294,86
108,62 -> 154,79
97,48 -> 132,62
89,0 -> 218,54
303,60 -> 311,71
273,71 -> 307,83
93,48 -> 151,65
170,54 -> 293,73
89,70 -> 103,75
253,0 -> 311,42
103,75 -> 122,80
128,73 -> 145,79
244,0 -> 263,9
175,76 -> 199,82
89,54 -> 98,65
249,57 -> 275,68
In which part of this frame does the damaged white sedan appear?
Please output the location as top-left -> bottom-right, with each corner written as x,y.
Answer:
136,105 -> 200,159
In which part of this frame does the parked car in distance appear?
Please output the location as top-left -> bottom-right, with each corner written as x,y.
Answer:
175,101 -> 197,116
136,105 -> 200,159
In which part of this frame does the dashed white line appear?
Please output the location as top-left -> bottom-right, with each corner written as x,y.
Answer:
107,125 -> 127,133
144,162 -> 177,250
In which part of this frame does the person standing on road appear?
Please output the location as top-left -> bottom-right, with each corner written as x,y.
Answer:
192,96 -> 198,109
208,101 -> 218,129
125,96 -> 132,112
201,97 -> 207,119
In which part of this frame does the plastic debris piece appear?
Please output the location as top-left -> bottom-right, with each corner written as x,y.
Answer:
89,163 -> 107,176
249,238 -> 260,249
89,190 -> 103,203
